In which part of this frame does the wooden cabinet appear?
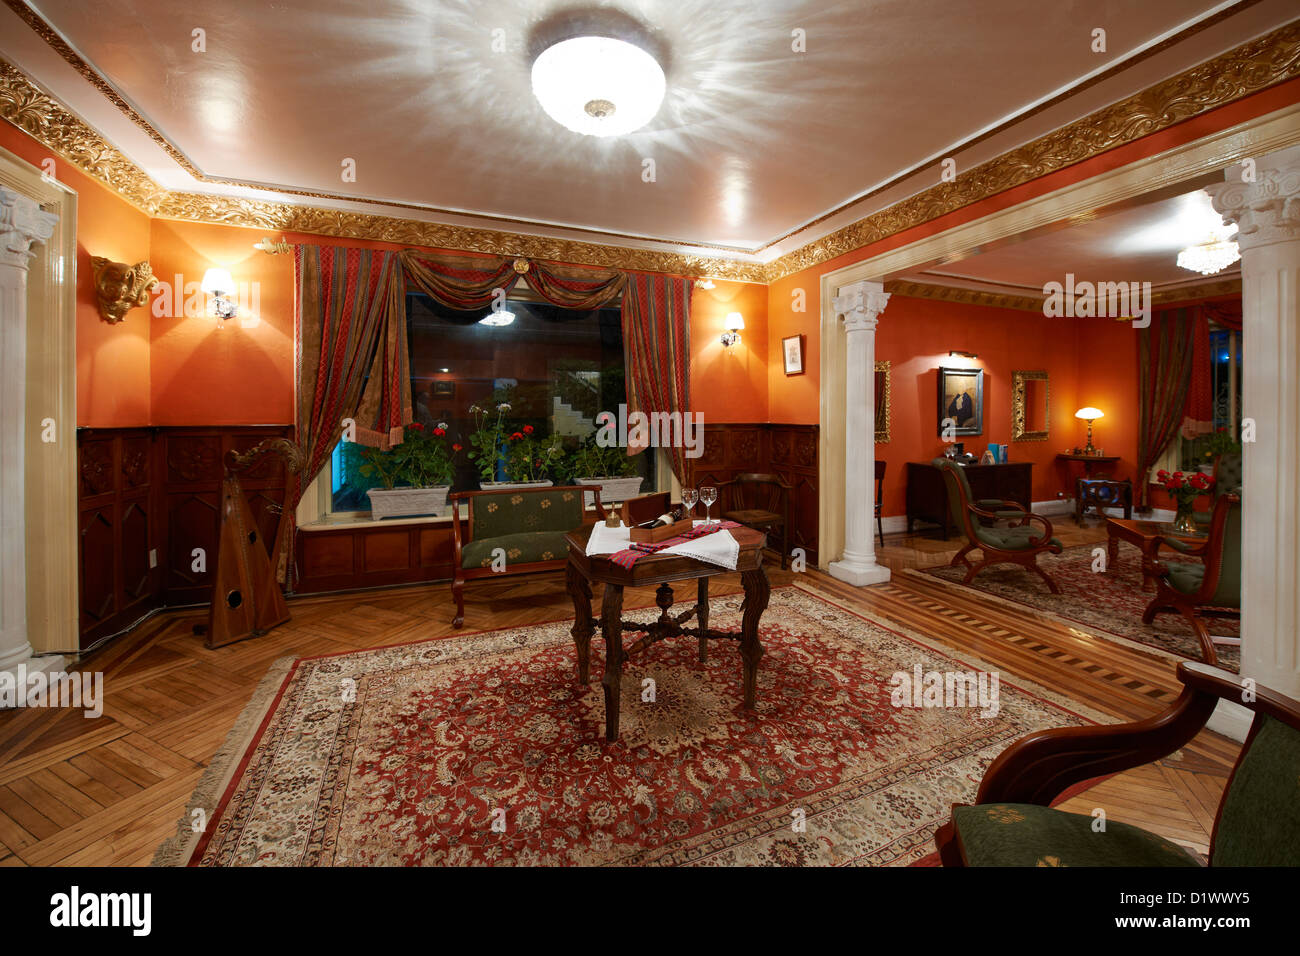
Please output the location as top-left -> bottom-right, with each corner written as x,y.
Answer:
905,461 -> 1033,539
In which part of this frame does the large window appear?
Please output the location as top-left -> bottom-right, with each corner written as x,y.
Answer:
328,290 -> 652,514
1178,326 -> 1243,469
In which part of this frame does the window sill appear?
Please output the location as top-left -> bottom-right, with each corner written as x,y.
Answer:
299,513 -> 455,532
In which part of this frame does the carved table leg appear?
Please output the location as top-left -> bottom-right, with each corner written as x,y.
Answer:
739,565 -> 770,710
601,583 -> 625,742
697,576 -> 710,663
566,561 -> 594,683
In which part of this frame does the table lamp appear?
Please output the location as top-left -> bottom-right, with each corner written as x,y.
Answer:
1075,407 -> 1104,454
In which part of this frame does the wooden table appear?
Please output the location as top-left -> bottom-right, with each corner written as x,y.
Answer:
906,461 -> 1032,538
564,523 -> 769,742
1057,453 -> 1120,477
1106,517 -> 1206,591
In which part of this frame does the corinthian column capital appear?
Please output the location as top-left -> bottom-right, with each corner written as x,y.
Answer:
0,187 -> 57,271
1207,146 -> 1300,252
833,280 -> 890,332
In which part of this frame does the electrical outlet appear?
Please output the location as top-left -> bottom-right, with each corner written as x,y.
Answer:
149,548 -> 157,568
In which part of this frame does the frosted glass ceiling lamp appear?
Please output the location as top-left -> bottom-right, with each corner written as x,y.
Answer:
1176,240 -> 1241,276
479,310 -> 516,327
531,35 -> 666,137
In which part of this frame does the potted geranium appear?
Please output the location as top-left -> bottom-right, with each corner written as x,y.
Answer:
488,424 -> 562,489
1195,427 -> 1242,476
467,402 -> 514,487
1156,469 -> 1215,534
570,434 -> 642,507
364,422 -> 460,518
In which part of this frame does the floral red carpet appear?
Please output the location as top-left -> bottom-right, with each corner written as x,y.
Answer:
156,587 -> 1102,867
917,543 -> 1240,671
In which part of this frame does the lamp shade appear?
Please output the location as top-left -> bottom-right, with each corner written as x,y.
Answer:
725,312 -> 745,331
200,268 -> 234,296
1075,407 -> 1104,421
531,36 -> 666,137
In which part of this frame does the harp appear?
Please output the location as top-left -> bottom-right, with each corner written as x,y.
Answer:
199,438 -> 304,649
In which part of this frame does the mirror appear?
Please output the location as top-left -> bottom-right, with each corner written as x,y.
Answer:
1011,370 -> 1049,441
875,360 -> 890,442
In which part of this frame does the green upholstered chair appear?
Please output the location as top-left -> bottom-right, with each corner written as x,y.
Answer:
450,485 -> 603,628
1195,452 -> 1243,527
936,661 -> 1300,867
932,458 -> 1064,594
1142,493 -> 1241,666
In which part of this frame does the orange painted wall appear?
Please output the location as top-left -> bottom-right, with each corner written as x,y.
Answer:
871,297 -> 1140,516
690,280 -> 768,423
148,219 -> 294,425
1,118 -> 152,426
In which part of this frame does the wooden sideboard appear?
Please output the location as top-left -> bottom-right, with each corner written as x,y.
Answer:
905,461 -> 1033,539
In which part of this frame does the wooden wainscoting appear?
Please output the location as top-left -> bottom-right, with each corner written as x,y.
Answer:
696,423 -> 819,565
295,520 -> 465,594
75,425 -> 292,648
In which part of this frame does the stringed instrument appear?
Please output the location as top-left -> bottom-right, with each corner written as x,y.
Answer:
198,438 -> 304,649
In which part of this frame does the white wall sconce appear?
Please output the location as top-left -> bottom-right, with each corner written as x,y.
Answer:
201,268 -> 238,322
721,312 -> 744,347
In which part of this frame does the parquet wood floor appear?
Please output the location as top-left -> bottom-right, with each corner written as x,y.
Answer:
0,520 -> 1238,866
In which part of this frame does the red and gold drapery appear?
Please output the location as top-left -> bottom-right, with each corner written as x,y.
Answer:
621,272 -> 694,485
274,245 -> 409,583
399,249 -> 522,309
1137,307 -> 1198,507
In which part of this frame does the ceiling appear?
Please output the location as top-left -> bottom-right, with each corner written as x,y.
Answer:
2,0 -> 1295,261
900,186 -> 1242,297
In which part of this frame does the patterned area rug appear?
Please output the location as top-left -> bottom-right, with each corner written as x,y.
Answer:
155,587 -> 1107,867
917,544 -> 1240,671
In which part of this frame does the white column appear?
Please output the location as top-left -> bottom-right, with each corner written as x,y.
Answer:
0,188 -> 59,688
829,280 -> 891,587
1208,145 -> 1300,701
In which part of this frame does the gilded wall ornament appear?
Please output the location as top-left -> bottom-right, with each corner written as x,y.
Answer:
90,256 -> 157,324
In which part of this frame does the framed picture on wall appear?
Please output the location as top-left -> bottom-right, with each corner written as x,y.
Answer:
782,334 -> 805,376
432,380 -> 454,397
937,366 -> 984,436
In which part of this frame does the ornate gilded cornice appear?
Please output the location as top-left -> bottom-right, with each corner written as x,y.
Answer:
1,17 -> 1297,286
1151,277 -> 1242,306
884,280 -> 1045,312
766,22 -> 1300,280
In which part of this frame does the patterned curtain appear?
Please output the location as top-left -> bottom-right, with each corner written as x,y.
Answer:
524,260 -> 626,308
1181,308 -> 1214,439
273,245 -> 409,583
399,249 -> 521,308
621,273 -> 694,485
1137,307 -> 1197,507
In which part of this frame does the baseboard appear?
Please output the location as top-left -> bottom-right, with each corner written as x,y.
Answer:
879,500 -> 1176,536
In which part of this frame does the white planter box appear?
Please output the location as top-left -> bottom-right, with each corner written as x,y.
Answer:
480,479 -> 554,492
576,476 -> 643,508
367,485 -> 450,519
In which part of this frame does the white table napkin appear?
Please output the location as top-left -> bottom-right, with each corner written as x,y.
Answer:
586,520 -> 741,571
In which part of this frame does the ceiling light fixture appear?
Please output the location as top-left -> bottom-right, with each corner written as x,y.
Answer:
531,35 -> 665,136
1176,239 -> 1241,276
479,310 -> 516,327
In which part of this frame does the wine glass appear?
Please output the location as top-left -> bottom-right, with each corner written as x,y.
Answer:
699,486 -> 718,524
681,488 -> 699,521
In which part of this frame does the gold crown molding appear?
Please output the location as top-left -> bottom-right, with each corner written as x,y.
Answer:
767,22 -> 1300,281
1151,277 -> 1242,306
1,0 -> 752,257
884,280 -> 1044,313
0,60 -> 768,282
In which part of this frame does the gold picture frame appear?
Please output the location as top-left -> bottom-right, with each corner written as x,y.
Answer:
1011,370 -> 1050,441
875,360 -> 890,443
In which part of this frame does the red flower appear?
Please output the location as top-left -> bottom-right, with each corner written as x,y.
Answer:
523,424 -> 534,435
510,431 -> 523,441
433,427 -> 446,437
1157,470 -> 1168,480
452,443 -> 463,452
408,422 -> 424,431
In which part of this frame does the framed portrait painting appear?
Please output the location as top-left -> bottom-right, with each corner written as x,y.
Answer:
782,334 -> 805,376
937,367 -> 984,436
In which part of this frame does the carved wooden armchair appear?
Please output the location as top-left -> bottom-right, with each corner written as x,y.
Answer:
720,472 -> 792,570
933,458 -> 1063,593
1143,493 -> 1241,665
935,661 -> 1300,866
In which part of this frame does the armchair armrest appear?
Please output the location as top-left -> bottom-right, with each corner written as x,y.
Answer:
967,504 -> 1054,543
976,498 -> 1027,513
1160,536 -> 1206,556
974,661 -> 1292,808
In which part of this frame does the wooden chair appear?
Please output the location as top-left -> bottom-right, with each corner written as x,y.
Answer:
720,472 -> 791,570
1195,452 -> 1243,528
450,485 -> 604,628
874,460 -> 886,549
933,457 -> 1063,593
1142,493 -> 1241,665
935,660 -> 1300,866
